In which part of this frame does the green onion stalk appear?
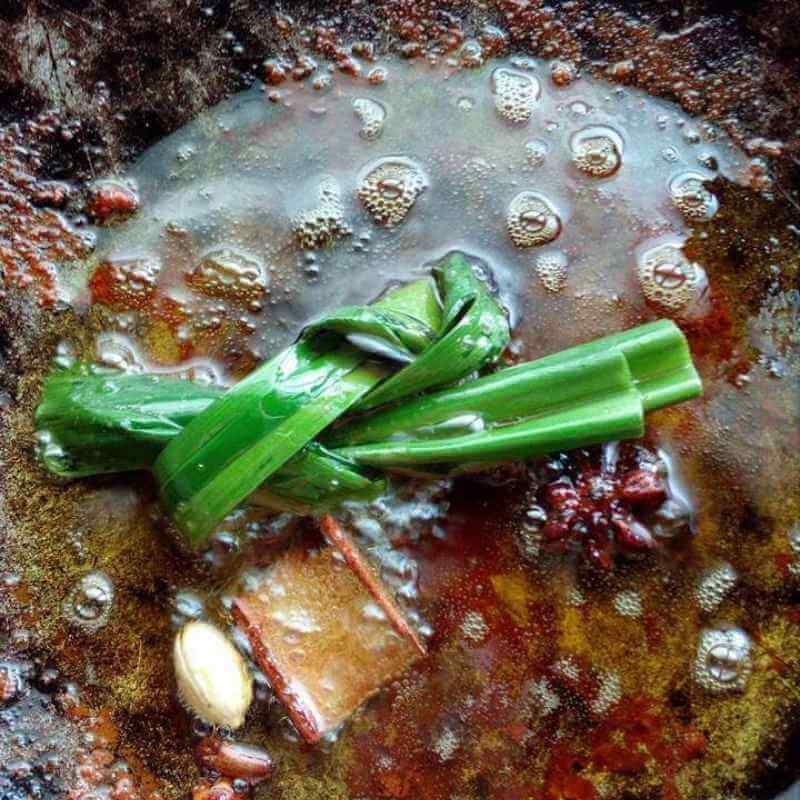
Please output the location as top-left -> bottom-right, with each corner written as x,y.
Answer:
35,252 -> 702,547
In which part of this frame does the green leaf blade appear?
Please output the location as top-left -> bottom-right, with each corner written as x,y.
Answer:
335,388 -> 645,469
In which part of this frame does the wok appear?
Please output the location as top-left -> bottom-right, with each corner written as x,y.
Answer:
0,2 -> 799,799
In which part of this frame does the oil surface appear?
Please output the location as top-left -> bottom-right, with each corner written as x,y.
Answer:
69,56 -> 751,377
1,47 -> 799,800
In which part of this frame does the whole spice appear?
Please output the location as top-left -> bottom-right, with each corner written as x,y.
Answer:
173,621 -> 253,729
233,518 -> 424,743
195,737 -> 273,784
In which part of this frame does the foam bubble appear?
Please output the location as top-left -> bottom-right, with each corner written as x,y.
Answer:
590,670 -> 621,715
694,626 -> 752,693
357,157 -> 427,226
525,139 -> 548,168
353,98 -> 386,141
188,248 -> 268,305
460,611 -> 489,643
636,242 -> 708,315
669,170 -> 718,220
292,176 -> 352,249
613,589 -> 643,618
63,571 -> 114,633
507,191 -> 561,248
492,67 -> 540,125
695,563 -> 737,613
535,250 -> 569,292
570,126 -> 624,178
524,677 -> 561,716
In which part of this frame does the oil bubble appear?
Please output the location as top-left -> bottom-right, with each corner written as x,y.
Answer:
694,626 -> 752,693
89,257 -> 161,309
357,157 -> 427,226
571,126 -> 623,178
535,250 -> 568,292
636,242 -> 708,316
171,589 -> 206,628
353,98 -> 386,141
507,191 -> 561,248
550,60 -> 578,87
459,40 -> 484,69
787,525 -> 800,576
187,249 -> 268,305
292,176 -> 352,249
460,610 -> 488,643
669,171 -> 718,220
591,670 -> 621,716
525,139 -> 548,168
613,589 -> 643,618
661,146 -> 679,163
0,660 -> 26,706
492,68 -> 540,125
568,101 -> 591,116
695,563 -> 737,613
789,525 -> 800,555
63,571 -> 114,632
95,332 -> 144,373
367,66 -> 388,85
176,145 -> 195,162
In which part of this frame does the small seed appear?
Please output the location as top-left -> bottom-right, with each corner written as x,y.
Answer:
174,621 -> 253,730
196,737 -> 273,783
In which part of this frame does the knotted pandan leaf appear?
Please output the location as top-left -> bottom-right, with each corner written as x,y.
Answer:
35,251 -> 702,549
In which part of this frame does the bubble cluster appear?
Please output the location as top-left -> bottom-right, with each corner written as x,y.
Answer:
524,677 -> 561,716
187,249 -> 268,308
566,586 -> 586,607
695,563 -> 737,613
460,611 -> 489,644
590,670 -> 621,716
535,250 -> 569,292
694,626 -> 753,693
549,60 -> 578,88
636,243 -> 707,315
458,40 -> 485,69
524,139 -> 548,168
63,572 -> 114,633
353,98 -> 386,141
292,177 -> 352,249
86,180 -> 140,224
89,257 -> 161,309
357,158 -> 427,226
492,68 -> 540,124
669,171 -> 718,220
613,589 -> 643,618
571,127 -> 623,178
431,727 -> 459,762
514,504 -> 547,560
95,333 -> 144,372
507,192 -> 561,248
552,656 -> 580,682
0,117 -> 96,307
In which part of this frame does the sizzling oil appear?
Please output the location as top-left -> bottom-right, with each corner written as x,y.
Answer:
1,51 -> 799,800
